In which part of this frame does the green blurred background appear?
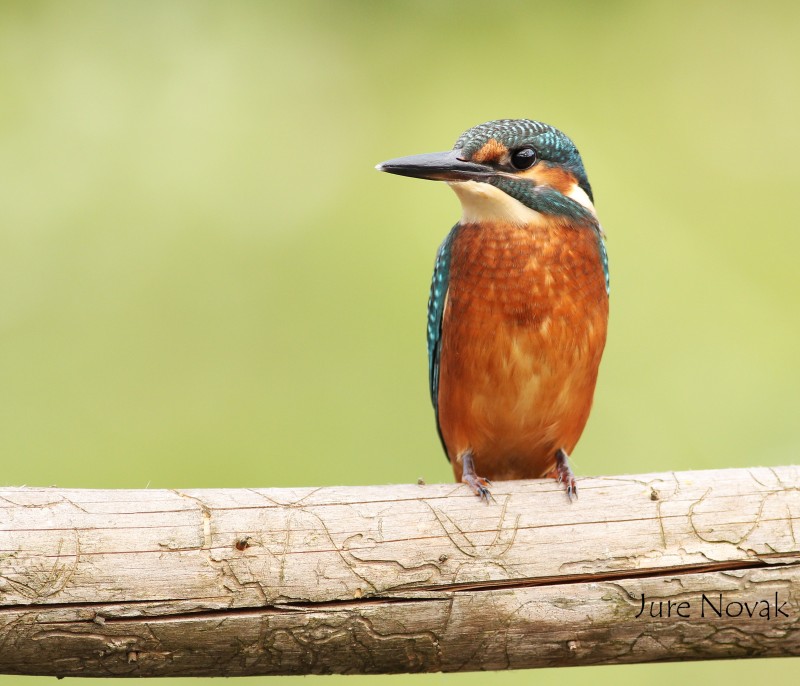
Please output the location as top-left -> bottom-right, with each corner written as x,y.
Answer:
1,0 -> 798,683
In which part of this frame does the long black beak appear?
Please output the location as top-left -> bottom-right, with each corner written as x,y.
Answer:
375,149 -> 494,182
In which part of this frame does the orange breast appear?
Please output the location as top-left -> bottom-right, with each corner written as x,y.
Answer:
437,219 -> 609,480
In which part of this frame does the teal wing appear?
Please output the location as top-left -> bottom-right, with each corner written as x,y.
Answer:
597,229 -> 610,295
427,225 -> 458,461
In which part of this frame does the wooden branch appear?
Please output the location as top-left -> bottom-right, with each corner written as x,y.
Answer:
1,466 -> 798,676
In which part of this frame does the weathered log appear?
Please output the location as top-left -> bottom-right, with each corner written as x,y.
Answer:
0,466 -> 798,676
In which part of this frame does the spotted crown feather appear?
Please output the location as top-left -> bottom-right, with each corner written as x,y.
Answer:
454,119 -> 552,156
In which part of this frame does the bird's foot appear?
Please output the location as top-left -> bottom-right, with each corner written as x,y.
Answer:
463,473 -> 493,503
555,448 -> 578,501
460,450 -> 493,504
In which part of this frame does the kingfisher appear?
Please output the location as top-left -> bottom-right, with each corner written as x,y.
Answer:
376,119 -> 609,501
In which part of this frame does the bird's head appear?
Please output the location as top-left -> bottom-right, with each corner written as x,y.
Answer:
377,119 -> 596,226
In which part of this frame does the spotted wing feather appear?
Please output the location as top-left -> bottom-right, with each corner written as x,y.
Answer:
427,225 -> 459,461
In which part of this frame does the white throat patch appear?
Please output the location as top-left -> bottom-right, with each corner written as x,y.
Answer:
448,180 -> 596,226
448,181 -> 543,226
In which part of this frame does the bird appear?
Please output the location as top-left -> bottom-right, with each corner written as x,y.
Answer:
376,119 -> 609,502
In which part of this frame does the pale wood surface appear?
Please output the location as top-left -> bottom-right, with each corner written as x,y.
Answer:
1,466 -> 798,676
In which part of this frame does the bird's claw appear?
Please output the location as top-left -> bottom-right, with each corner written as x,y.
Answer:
555,448 -> 578,502
460,450 -> 494,503
565,480 -> 578,501
463,474 -> 494,504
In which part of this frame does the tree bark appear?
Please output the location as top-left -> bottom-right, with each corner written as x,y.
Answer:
1,466 -> 798,676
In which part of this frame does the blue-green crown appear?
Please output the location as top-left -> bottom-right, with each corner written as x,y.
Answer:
454,119 -> 593,202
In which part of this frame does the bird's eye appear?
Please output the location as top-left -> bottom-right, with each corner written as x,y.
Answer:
510,146 -> 537,170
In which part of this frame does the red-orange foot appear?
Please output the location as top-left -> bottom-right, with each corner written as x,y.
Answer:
461,450 -> 493,503
555,448 -> 578,501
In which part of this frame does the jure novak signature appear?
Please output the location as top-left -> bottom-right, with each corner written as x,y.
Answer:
635,592 -> 791,620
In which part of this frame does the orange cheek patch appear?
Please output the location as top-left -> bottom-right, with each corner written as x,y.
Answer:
471,138 -> 508,164
519,163 -> 577,194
